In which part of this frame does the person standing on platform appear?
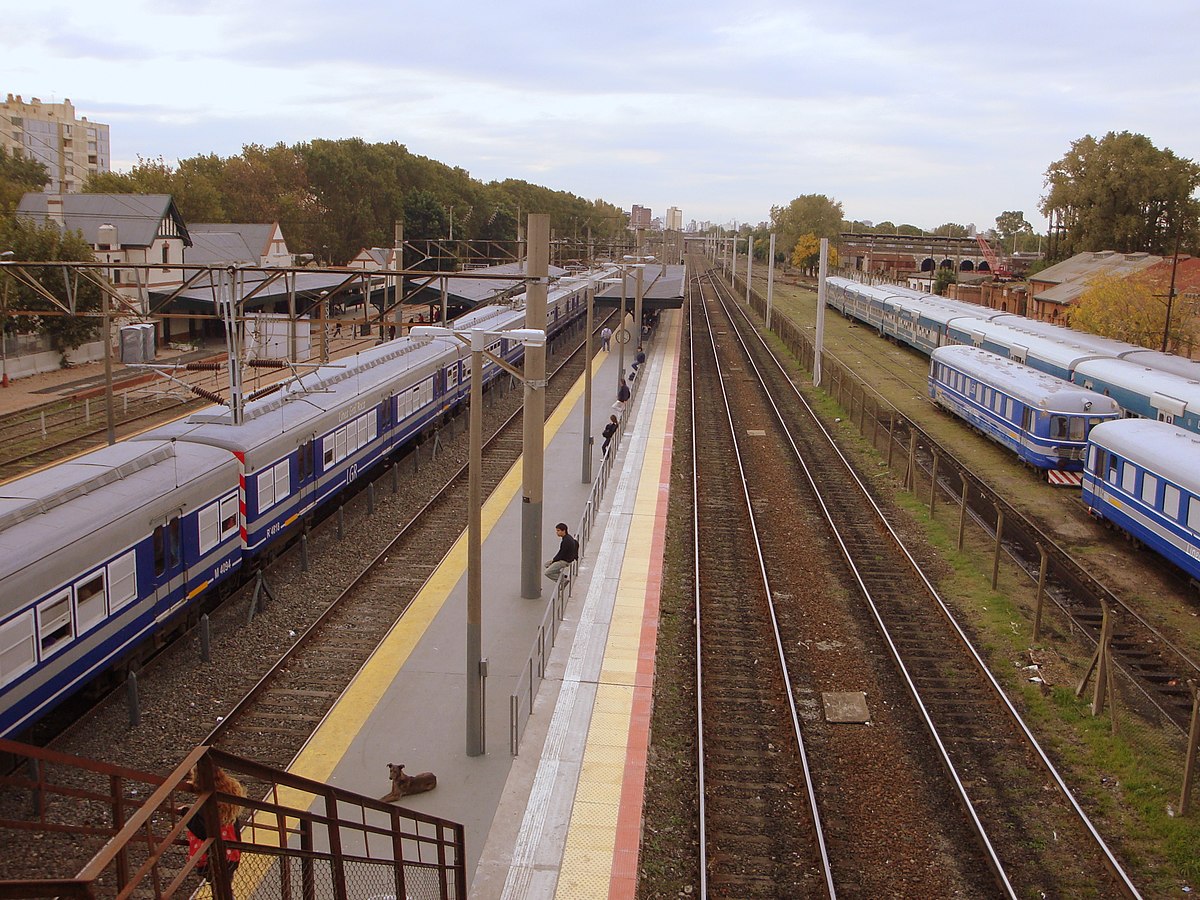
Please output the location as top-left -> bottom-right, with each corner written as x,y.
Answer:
600,326 -> 612,351
543,523 -> 578,583
602,414 -> 619,454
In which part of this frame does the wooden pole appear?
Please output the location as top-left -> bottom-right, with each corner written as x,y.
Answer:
990,508 -> 1004,590
1181,681 -> 1199,816
1033,545 -> 1049,641
957,479 -> 969,551
928,451 -> 939,515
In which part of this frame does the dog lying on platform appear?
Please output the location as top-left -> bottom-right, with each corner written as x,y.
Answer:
381,763 -> 437,802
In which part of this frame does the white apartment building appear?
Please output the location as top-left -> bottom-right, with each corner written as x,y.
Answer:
666,206 -> 683,231
2,94 -> 110,193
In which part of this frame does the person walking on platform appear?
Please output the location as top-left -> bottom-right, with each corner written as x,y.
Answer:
600,326 -> 612,351
601,414 -> 619,454
543,523 -> 579,583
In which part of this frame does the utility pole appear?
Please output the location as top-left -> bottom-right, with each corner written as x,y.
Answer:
521,214 -> 549,598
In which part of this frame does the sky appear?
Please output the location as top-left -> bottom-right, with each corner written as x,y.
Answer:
4,0 -> 1198,235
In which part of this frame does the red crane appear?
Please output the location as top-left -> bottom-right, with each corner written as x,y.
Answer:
974,234 -> 1010,278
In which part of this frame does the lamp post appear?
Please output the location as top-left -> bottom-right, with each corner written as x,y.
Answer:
582,280 -> 594,484
0,251 -> 13,388
411,324 -> 546,757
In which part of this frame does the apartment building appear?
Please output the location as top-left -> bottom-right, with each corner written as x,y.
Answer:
2,94 -> 110,193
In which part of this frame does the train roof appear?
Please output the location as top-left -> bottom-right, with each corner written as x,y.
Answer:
0,440 -> 234,579
1088,419 -> 1200,490
931,345 -> 1120,415
1119,349 -> 1200,381
135,337 -> 456,453
1072,357 -> 1200,409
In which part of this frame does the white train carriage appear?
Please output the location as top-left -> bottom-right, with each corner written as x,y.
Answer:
0,440 -> 240,737
1082,419 -> 1200,583
929,345 -> 1120,472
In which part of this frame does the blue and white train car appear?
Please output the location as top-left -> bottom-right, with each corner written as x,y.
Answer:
941,318 -> 1109,382
0,440 -> 241,737
1082,419 -> 1200,583
1071,358 -> 1200,435
1119,349 -> 1200,382
929,345 -> 1121,472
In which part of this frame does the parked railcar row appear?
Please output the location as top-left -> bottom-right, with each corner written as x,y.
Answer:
826,277 -> 1200,434
826,276 -> 1200,585
0,273 -> 596,739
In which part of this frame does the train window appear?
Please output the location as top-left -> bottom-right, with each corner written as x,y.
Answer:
323,439 -> 334,468
1050,417 -> 1069,440
220,495 -> 238,540
0,612 -> 36,686
335,429 -> 347,462
1006,399 -> 1015,420
74,571 -> 106,634
37,590 -> 73,656
1106,453 -> 1119,485
274,460 -> 290,501
1140,473 -> 1158,506
199,503 -> 221,555
1022,408 -> 1034,433
1069,418 -> 1087,441
1121,462 -> 1137,494
1164,483 -> 1181,520
108,550 -> 137,612
1088,446 -> 1102,472
257,471 -> 275,512
1189,496 -> 1200,533
993,393 -> 1003,413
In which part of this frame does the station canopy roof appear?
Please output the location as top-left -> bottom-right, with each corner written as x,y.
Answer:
593,263 -> 685,309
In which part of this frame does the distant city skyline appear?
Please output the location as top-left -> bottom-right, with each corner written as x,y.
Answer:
4,0 -> 1197,235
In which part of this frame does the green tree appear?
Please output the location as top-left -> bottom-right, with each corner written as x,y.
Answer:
933,267 -> 957,296
994,211 -> 1032,242
770,194 -> 844,260
0,216 -> 101,350
0,147 -> 49,214
932,223 -> 972,238
1067,272 -> 1194,351
1040,131 -> 1200,259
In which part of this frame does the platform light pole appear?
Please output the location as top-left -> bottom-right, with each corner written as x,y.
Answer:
411,324 -> 546,757
582,279 -> 594,484
0,251 -> 13,388
522,214 -> 549,600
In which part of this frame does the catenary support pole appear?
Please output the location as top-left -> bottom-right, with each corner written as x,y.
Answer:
521,214 -> 549,599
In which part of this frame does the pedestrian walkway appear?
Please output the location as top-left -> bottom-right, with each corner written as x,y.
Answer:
265,309 -> 681,899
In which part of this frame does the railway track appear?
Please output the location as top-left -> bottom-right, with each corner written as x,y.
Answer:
689,274 -> 833,896
763,282 -> 1200,732
691,262 -> 1140,897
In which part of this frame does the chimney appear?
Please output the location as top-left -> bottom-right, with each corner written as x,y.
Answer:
47,194 -> 65,227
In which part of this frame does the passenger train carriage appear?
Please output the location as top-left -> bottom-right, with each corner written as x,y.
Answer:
1082,420 -> 1200,584
928,345 -> 1120,472
0,273 -> 591,737
827,276 -> 1200,435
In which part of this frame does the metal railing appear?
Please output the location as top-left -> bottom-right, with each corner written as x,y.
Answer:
508,337 -> 651,755
0,740 -> 466,899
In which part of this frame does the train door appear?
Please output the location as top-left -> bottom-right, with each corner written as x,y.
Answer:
296,436 -> 317,509
151,511 -> 187,622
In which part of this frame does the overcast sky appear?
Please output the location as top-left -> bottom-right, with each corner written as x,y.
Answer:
4,0 -> 1197,234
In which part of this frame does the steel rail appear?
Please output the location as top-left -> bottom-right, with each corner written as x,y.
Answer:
693,275 -> 836,897
711,266 -> 1142,898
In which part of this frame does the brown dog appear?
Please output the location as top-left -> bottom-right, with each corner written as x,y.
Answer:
380,763 -> 437,802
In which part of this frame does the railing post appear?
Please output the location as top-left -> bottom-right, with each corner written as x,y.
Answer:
991,508 -> 1004,590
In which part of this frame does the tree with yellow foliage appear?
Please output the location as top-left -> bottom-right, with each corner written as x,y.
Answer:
791,233 -> 839,273
1067,272 -> 1195,352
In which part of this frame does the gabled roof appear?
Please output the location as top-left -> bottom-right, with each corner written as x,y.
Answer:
1031,250 -> 1159,288
15,192 -> 191,248
188,223 -> 279,258
186,230 -> 258,265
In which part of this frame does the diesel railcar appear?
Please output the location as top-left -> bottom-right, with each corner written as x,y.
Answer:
929,345 -> 1120,472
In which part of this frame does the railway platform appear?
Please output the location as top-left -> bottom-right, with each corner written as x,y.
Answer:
273,310 -> 681,899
